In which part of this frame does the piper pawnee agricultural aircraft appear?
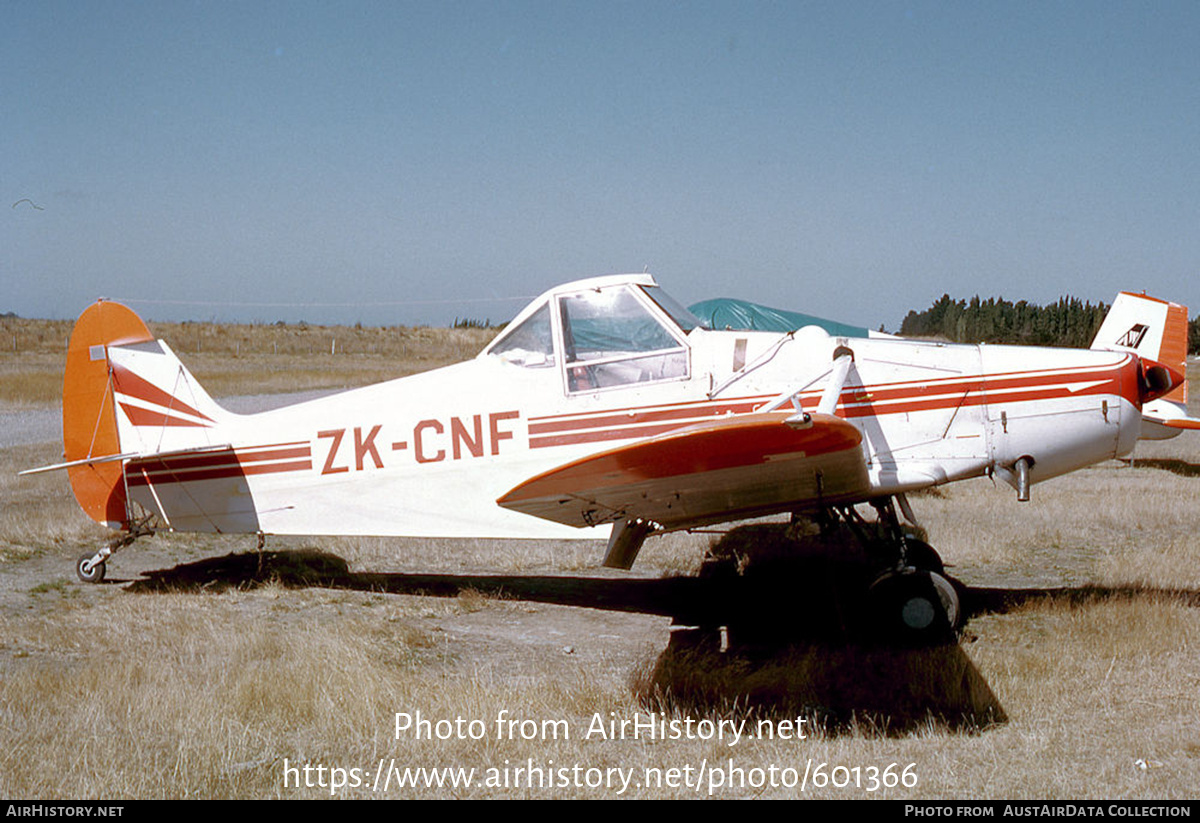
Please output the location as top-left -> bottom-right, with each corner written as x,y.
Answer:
23,274 -> 1197,643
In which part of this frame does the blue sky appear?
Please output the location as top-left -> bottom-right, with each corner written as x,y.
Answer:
4,1 -> 1199,329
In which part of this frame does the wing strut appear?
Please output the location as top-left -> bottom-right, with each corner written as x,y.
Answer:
816,348 -> 854,416
759,346 -> 855,423
602,518 -> 654,569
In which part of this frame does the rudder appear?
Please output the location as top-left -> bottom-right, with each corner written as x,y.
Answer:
1092,291 -> 1189,406
62,301 -> 155,527
61,300 -> 234,528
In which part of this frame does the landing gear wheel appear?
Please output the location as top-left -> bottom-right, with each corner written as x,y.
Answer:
76,554 -> 106,584
868,567 -> 960,645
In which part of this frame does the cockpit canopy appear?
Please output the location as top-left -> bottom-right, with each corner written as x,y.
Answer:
484,275 -> 704,393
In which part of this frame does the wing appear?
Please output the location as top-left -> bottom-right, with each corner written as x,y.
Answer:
497,411 -> 869,531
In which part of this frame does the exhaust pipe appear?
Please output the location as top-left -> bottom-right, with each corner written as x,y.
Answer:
1015,456 -> 1033,502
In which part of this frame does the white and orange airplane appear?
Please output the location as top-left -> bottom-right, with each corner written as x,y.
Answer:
23,274 -> 1196,641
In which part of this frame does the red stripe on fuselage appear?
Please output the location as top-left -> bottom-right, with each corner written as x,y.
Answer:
529,359 -> 1137,448
136,444 -> 310,470
126,460 -> 313,486
125,443 -> 313,486
530,421 -> 709,449
528,398 -> 768,436
825,363 -> 1126,408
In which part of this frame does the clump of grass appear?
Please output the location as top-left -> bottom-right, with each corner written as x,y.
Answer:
456,588 -> 492,614
28,579 -> 70,596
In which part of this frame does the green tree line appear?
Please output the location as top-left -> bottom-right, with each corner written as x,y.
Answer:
900,294 -> 1200,354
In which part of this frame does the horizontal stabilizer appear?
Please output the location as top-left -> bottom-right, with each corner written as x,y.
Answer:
20,452 -> 142,477
1160,418 -> 1200,430
498,412 -> 869,531
21,444 -> 235,477
1140,398 -> 1200,439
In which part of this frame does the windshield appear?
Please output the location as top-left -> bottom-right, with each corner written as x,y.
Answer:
560,287 -> 682,359
641,285 -> 706,332
558,284 -> 689,392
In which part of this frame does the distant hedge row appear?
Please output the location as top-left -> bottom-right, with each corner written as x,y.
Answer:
899,294 -> 1200,354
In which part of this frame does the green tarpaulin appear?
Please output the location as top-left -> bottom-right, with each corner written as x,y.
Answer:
688,298 -> 869,338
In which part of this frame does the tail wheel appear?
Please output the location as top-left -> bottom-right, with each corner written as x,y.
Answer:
868,567 -> 960,645
76,553 -> 107,584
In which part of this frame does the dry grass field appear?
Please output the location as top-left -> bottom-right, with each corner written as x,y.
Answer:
0,314 -> 498,405
1,319 -> 1198,799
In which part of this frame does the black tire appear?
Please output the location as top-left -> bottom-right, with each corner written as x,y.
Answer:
76,554 -> 106,584
868,568 -> 960,645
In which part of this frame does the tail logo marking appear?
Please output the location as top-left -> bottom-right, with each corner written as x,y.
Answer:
111,363 -> 214,429
1116,323 -> 1149,349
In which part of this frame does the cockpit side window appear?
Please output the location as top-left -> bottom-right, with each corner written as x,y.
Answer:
558,285 -> 689,392
488,303 -> 555,367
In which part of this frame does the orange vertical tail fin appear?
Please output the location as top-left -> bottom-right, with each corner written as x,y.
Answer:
62,301 -> 154,527
1092,292 -> 1197,437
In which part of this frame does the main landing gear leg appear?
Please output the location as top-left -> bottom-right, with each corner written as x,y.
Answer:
857,497 -> 962,645
796,498 -> 961,645
76,518 -> 155,584
700,499 -> 964,647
